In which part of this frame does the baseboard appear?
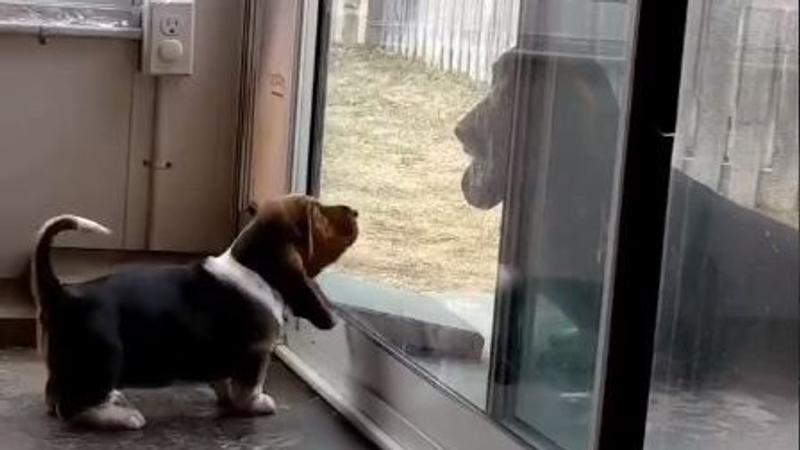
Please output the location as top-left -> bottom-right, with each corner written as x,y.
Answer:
0,279 -> 36,348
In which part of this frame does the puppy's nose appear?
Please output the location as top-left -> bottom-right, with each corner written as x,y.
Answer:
350,209 -> 359,219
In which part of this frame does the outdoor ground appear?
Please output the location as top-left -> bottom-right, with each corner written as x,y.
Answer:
320,46 -> 501,295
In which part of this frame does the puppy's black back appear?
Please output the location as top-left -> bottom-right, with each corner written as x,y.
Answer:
51,265 -> 275,396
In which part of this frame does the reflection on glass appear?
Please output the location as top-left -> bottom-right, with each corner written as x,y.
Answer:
318,1 -> 634,449
485,2 -> 632,450
645,0 -> 799,449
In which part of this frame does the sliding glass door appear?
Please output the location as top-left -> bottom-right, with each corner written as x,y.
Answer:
280,0 -> 692,449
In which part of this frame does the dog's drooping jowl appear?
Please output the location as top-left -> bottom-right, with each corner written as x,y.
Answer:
32,195 -> 358,430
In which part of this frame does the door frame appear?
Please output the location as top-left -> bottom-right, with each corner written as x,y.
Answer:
594,0 -> 689,446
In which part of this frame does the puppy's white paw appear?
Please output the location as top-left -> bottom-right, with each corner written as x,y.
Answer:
72,403 -> 147,430
250,393 -> 276,415
125,408 -> 147,430
109,390 -> 130,407
230,392 -> 276,415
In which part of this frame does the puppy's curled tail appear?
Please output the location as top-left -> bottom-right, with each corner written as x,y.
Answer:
31,215 -> 111,311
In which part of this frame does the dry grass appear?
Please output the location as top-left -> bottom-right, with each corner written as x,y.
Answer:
320,47 -> 501,295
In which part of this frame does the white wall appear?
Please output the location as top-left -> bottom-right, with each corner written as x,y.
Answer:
0,0 -> 246,277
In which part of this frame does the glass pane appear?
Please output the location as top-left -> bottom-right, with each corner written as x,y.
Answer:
488,1 -> 634,450
320,0 -> 508,409
645,0 -> 799,449
316,1 -> 636,449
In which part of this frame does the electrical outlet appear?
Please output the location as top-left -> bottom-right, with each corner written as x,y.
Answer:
142,0 -> 195,75
160,16 -> 180,36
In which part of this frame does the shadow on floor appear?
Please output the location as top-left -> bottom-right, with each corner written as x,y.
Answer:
0,350 -> 377,450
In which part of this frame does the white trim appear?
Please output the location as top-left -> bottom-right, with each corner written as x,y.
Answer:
203,251 -> 285,328
274,345 -> 408,450
289,0 -> 319,194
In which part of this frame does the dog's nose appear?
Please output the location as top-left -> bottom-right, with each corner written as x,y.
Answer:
350,209 -> 359,219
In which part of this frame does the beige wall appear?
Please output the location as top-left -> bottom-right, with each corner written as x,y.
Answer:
147,0 -> 245,252
0,0 -> 245,277
249,0 -> 302,206
0,36 -> 137,277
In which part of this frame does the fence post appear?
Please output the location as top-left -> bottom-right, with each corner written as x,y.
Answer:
342,0 -> 362,44
401,0 -> 410,56
725,7 -> 784,207
416,0 -> 428,61
365,0 -> 385,48
424,0 -> 435,64
755,8 -> 799,214
679,0 -> 740,191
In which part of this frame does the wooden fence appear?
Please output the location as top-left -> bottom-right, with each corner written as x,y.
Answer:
333,0 -> 520,83
676,0 -> 798,222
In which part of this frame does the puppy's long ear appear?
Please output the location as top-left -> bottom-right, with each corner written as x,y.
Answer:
304,201 -> 316,264
272,246 -> 336,330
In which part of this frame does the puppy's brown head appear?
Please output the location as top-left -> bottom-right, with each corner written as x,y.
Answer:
231,195 -> 358,329
277,194 -> 359,278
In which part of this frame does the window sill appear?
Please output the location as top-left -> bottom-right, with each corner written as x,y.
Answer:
0,1 -> 141,40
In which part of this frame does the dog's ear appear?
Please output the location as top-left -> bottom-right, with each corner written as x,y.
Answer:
298,199 -> 340,277
303,201 -> 316,264
272,246 -> 336,330
284,196 -> 318,269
